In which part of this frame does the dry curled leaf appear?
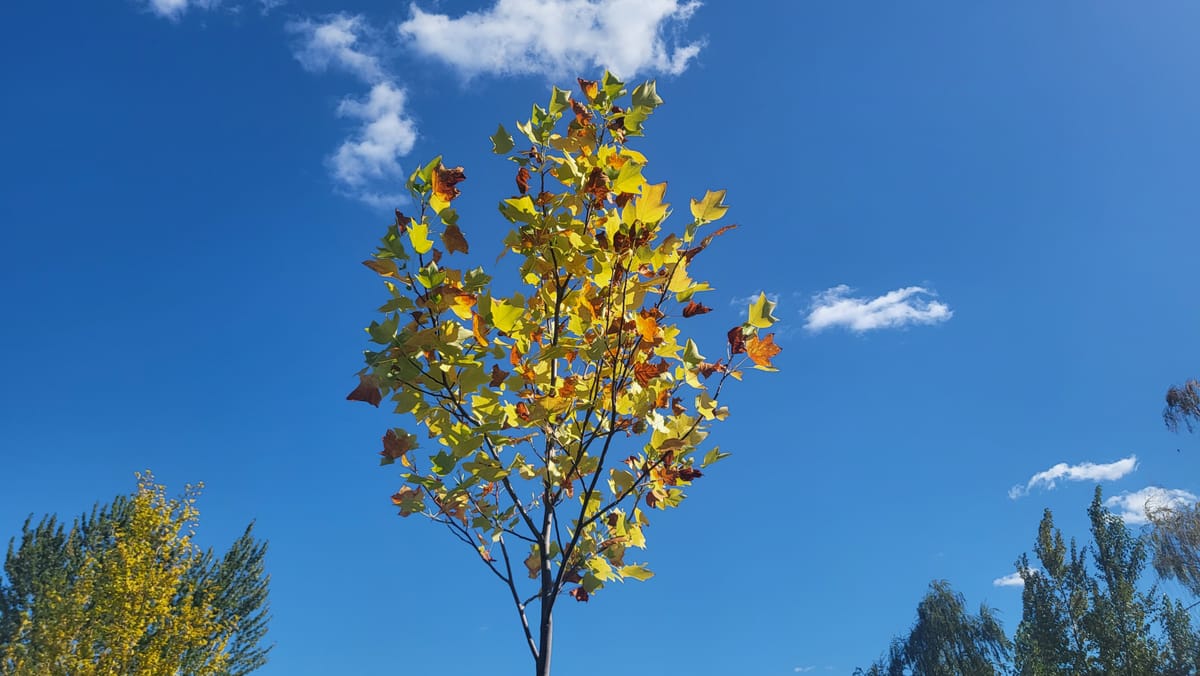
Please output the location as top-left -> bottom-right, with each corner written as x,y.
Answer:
682,300 -> 712,318
433,164 -> 467,203
346,374 -> 382,407
516,167 -> 531,195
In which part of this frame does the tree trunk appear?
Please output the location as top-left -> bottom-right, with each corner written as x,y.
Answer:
535,601 -> 553,676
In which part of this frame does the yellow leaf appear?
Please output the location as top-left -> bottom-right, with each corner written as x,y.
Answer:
490,296 -> 524,334
635,182 -> 669,223
689,189 -> 729,223
408,221 -> 434,255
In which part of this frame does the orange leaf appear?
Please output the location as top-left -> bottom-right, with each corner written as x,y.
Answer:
515,401 -> 531,421
442,224 -> 469,254
432,164 -> 466,204
472,312 -> 489,346
516,167 -> 531,195
632,360 -> 669,386
633,311 -> 660,343
568,587 -> 589,603
746,333 -> 782,368
577,77 -> 598,102
682,300 -> 711,318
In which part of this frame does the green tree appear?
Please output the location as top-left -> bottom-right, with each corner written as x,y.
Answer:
347,73 -> 780,676
0,473 -> 270,675
1013,488 -> 1199,675
855,580 -> 1010,675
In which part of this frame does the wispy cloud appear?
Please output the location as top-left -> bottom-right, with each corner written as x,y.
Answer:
993,570 -> 1036,588
145,0 -> 219,20
1105,487 -> 1198,525
729,292 -> 779,308
398,0 -> 704,79
288,15 -> 416,206
804,285 -> 951,333
1008,455 -> 1138,499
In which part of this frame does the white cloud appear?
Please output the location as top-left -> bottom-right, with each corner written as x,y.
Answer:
288,15 -> 386,84
289,15 -> 417,207
729,292 -> 779,308
804,285 -> 952,333
397,0 -> 704,79
146,0 -> 219,20
1009,455 -> 1138,499
1105,487 -> 1198,525
793,668 -> 815,673
993,570 -> 1037,588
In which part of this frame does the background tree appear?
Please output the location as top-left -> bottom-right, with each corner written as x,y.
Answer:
1013,488 -> 1199,675
855,580 -> 1010,675
347,73 -> 780,676
1163,379 -> 1199,433
0,473 -> 271,675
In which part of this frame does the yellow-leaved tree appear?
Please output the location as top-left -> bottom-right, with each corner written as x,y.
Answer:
348,73 -> 781,675
0,473 -> 271,676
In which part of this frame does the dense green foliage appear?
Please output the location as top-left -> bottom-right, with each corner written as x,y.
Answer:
860,489 -> 1200,675
0,474 -> 270,675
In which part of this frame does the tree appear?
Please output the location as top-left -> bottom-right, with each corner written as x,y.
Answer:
1013,488 -> 1199,675
347,73 -> 780,675
1163,379 -> 1199,433
0,473 -> 271,675
854,580 -> 1010,675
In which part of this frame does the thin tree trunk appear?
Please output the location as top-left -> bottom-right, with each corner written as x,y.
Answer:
535,600 -> 553,676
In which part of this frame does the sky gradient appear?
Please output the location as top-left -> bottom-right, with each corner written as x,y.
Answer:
2,1 -> 1200,674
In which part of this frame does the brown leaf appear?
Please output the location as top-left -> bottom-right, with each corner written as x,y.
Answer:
346,374 -> 382,407
564,569 -> 583,583
681,224 -> 738,262
515,401 -> 531,421
682,300 -> 712,318
394,209 -> 410,233
516,166 -> 531,195
432,164 -> 466,204
431,248 -> 443,264
746,333 -> 782,368
570,99 -> 592,125
727,326 -> 747,355
510,343 -> 522,367
442,223 -> 469,254
390,485 -> 422,517
584,167 -> 608,203
489,365 -> 509,388
362,259 -> 398,278
678,466 -> 703,482
381,429 -> 416,464
632,360 -> 669,387
525,551 -> 540,579
568,587 -> 590,603
697,361 -> 727,379
536,191 -> 555,206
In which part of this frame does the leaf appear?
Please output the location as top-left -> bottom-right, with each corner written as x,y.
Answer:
702,447 -> 730,467
524,549 -> 540,579
689,189 -> 729,223
516,166 -> 531,195
747,292 -> 778,329
490,124 -> 514,154
431,164 -> 467,212
620,564 -> 654,581
391,486 -> 423,517
490,296 -> 525,334
631,80 -> 664,109
634,182 -> 669,223
681,224 -> 738,260
727,326 -> 747,355
746,333 -> 782,369
568,587 -> 589,603
381,429 -> 418,466
682,300 -> 711,318
633,360 -> 669,386
394,209 -> 411,232
472,313 -> 490,346
577,77 -> 599,102
408,222 -> 434,255
346,374 -> 382,407
442,224 -> 469,254
488,365 -> 509,388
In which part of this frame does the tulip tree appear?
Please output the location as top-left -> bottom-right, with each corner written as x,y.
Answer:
348,73 -> 781,675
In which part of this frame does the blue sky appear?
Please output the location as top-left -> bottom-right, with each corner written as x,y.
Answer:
2,1 -> 1199,673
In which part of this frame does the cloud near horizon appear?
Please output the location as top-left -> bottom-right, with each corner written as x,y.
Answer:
1008,455 -> 1138,499
398,0 -> 704,79
804,285 -> 952,333
1105,486 -> 1198,525
993,570 -> 1037,588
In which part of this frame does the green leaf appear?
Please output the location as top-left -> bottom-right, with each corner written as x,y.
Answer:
631,80 -> 663,109
549,86 -> 571,116
747,292 -> 778,328
701,447 -> 730,468
490,124 -> 514,154
611,161 -> 645,194
620,564 -> 654,581
490,295 -> 525,334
